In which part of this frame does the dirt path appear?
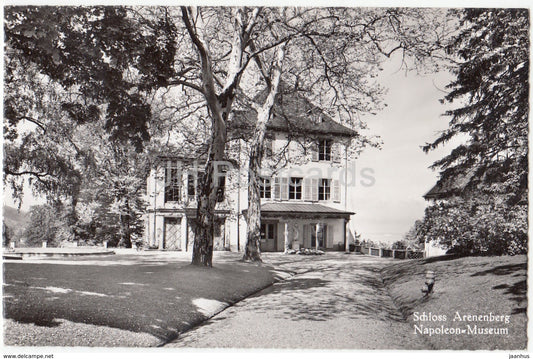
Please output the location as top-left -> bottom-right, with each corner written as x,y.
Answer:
166,253 -> 430,349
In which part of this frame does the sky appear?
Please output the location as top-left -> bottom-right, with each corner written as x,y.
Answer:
348,54 -> 464,244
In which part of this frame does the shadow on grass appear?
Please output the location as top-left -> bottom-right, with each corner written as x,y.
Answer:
3,260 -> 278,344
4,287 -> 195,342
421,254 -> 462,264
492,279 -> 527,314
471,263 -> 527,277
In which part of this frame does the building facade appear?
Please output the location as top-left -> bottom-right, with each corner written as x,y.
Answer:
145,92 -> 358,252
421,175 -> 466,257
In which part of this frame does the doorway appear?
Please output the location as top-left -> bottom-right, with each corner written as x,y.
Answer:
311,223 -> 327,249
260,222 -> 278,252
164,217 -> 182,250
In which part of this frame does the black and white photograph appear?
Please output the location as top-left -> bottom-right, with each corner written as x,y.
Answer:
1,2 -> 530,357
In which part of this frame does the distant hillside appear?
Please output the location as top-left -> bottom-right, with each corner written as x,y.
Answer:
3,205 -> 30,230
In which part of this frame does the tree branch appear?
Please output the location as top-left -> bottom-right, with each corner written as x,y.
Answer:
17,116 -> 47,133
181,6 -> 221,117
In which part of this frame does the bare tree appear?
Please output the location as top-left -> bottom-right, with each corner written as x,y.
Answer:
5,6 -> 454,265
169,7 -> 454,265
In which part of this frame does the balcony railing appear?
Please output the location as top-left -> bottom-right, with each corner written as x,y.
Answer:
354,245 -> 424,260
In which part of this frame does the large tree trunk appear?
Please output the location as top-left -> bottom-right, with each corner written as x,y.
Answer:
191,105 -> 228,266
118,216 -> 132,248
182,7 -> 258,266
243,144 -> 263,262
191,163 -> 215,266
118,197 -> 132,248
243,44 -> 286,262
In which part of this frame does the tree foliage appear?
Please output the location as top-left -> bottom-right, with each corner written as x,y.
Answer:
22,204 -> 70,247
4,6 -> 180,247
4,6 -> 457,260
419,9 -> 529,255
425,8 -> 528,201
4,62 -> 84,204
5,6 -> 177,150
4,6 -> 177,205
417,195 -> 527,255
72,121 -> 151,247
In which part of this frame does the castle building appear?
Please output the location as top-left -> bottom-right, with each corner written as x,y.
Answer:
145,90 -> 358,252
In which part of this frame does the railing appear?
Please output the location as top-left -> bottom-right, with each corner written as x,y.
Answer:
407,251 -> 425,259
394,250 -> 406,259
381,249 -> 393,258
370,248 -> 380,256
356,246 -> 424,260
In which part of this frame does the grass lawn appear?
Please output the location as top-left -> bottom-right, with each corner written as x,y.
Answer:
381,254 -> 527,350
3,252 -> 288,347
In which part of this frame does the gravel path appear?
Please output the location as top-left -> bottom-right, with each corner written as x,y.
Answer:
166,253 -> 431,349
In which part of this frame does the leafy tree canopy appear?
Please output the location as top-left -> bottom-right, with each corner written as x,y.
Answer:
5,6 -> 178,150
419,8 -> 529,255
425,8 -> 528,206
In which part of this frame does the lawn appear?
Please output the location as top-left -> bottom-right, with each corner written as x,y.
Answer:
3,252 -> 289,347
380,254 -> 527,350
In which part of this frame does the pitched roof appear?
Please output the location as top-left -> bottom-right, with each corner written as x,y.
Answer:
231,87 -> 357,138
424,169 -> 528,204
423,171 -> 475,200
243,202 -> 354,219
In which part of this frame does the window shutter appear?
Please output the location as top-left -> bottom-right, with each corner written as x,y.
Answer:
176,162 -> 183,202
216,175 -> 226,202
311,142 -> 319,162
332,142 -> 341,163
311,178 -> 319,201
166,160 -> 172,185
157,165 -> 165,190
303,178 -> 312,201
146,172 -> 152,196
333,179 -> 341,203
273,177 -> 281,200
265,177 -> 274,199
182,171 -> 188,202
281,177 -> 289,201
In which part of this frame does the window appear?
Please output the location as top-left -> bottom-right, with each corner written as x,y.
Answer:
213,164 -> 227,203
216,175 -> 226,202
259,177 -> 271,199
289,177 -> 302,200
187,170 -> 204,201
318,178 -> 331,201
260,223 -> 275,241
187,174 -> 195,198
318,139 -> 332,161
165,166 -> 181,203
